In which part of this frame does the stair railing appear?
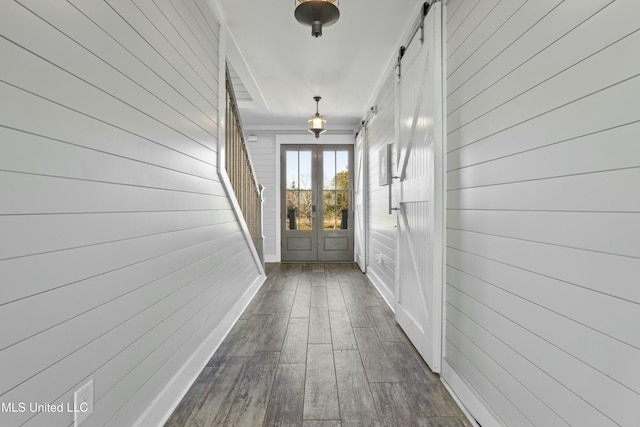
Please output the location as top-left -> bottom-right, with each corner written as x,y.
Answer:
225,65 -> 264,266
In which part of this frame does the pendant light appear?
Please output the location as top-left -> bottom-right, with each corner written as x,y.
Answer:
308,96 -> 327,139
294,0 -> 340,38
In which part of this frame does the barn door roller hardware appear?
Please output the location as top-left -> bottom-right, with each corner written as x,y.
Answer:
396,1 -> 433,78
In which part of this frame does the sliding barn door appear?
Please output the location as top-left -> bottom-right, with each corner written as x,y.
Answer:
394,2 -> 444,372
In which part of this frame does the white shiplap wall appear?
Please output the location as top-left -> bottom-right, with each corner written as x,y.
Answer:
0,1 -> 263,426
442,1 -> 640,426
365,71 -> 397,305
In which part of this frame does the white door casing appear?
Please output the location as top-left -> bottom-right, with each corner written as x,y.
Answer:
354,130 -> 366,272
281,144 -> 354,262
394,2 -> 444,373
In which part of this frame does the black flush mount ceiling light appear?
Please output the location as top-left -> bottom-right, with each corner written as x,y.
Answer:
294,0 -> 340,38
308,96 -> 327,139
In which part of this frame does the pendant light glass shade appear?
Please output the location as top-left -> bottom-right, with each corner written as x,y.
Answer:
295,0 -> 340,37
308,96 -> 327,139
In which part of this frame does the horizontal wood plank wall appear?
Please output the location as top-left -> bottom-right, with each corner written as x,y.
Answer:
443,0 -> 640,426
0,0 -> 261,426
246,134 -> 278,261
366,71 -> 397,305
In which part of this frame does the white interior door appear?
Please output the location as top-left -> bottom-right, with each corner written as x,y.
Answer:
354,130 -> 366,272
394,2 -> 443,372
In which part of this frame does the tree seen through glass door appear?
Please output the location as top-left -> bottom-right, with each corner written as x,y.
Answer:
286,150 -> 312,230
323,150 -> 349,230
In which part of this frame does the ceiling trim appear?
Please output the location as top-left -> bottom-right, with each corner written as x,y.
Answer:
225,28 -> 269,110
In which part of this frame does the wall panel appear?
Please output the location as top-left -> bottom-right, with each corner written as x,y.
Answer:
443,1 -> 640,426
0,1 -> 262,426
365,71 -> 397,304
246,134 -> 278,260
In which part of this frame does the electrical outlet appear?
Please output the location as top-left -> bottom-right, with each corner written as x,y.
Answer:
73,379 -> 94,426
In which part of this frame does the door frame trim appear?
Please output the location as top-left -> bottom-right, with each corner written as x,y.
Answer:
275,134 -> 354,262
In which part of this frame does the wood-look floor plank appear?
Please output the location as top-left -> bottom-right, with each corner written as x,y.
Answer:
308,307 -> 332,344
264,364 -> 306,427
303,421 -> 342,427
256,289 -> 296,314
276,289 -> 297,313
329,310 -> 357,350
207,319 -> 248,367
338,281 -> 360,299
382,341 -> 435,386
280,317 -> 309,364
334,349 -> 381,427
344,298 -> 373,328
297,268 -> 313,293
353,328 -> 399,383
185,357 -> 248,426
312,271 -> 326,286
291,289 -> 311,318
164,367 -> 215,426
368,306 -> 405,342
223,352 -> 279,426
240,291 -> 265,320
357,284 -> 384,307
327,287 -> 347,311
256,312 -> 290,352
324,269 -> 340,288
303,344 -> 340,420
312,264 -> 325,273
383,341 -> 459,418
284,274 -> 300,291
417,417 -> 468,427
234,314 -> 271,357
310,286 -> 328,307
254,290 -> 281,315
370,382 -> 415,427
265,274 -> 286,292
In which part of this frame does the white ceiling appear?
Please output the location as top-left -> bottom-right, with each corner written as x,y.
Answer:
212,0 -> 425,131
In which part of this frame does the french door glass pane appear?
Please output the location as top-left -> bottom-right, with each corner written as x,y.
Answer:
324,150 -> 335,190
298,190 -> 312,230
299,151 -> 312,190
286,191 -> 298,230
286,151 -> 298,190
286,150 -> 313,230
322,150 -> 349,230
323,191 -> 336,229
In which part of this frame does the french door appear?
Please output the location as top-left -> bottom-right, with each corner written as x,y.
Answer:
281,145 -> 354,262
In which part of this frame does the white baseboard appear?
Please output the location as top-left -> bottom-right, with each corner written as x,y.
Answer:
441,358 -> 504,427
132,273 -> 267,427
265,254 -> 279,263
366,268 -> 395,312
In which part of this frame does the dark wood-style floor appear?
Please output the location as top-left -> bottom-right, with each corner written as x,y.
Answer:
165,263 -> 470,427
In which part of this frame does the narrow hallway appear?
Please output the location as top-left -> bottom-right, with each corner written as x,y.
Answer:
165,263 -> 469,426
